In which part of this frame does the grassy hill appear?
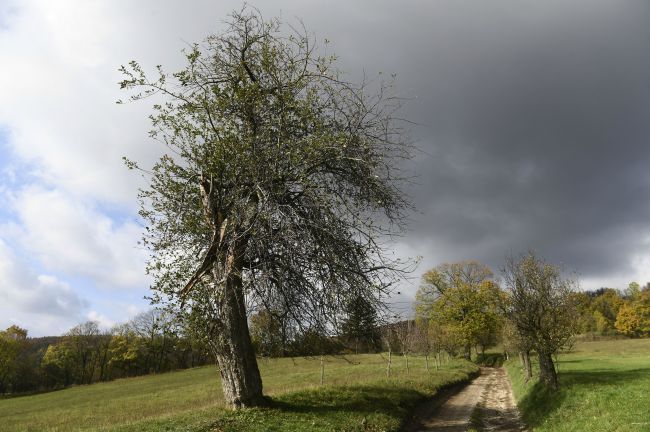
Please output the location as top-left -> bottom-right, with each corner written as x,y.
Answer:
0,353 -> 477,431
506,338 -> 650,431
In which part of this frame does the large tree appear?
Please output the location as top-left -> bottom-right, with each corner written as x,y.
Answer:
120,9 -> 411,408
502,252 -> 579,390
415,261 -> 504,360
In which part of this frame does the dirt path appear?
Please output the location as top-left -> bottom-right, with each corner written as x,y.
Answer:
406,368 -> 526,432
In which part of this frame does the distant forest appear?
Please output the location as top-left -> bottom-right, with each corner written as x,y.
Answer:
0,298 -> 376,395
1,283 -> 648,395
0,311 -> 211,395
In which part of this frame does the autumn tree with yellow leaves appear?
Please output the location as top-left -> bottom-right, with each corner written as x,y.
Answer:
415,261 -> 505,360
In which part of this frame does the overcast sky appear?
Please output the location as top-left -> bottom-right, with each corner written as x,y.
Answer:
1,0 -> 649,336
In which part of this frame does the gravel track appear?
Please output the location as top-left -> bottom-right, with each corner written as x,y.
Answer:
407,368 -> 526,432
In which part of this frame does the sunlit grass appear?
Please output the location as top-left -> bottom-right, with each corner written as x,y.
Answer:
0,354 -> 478,431
506,338 -> 650,432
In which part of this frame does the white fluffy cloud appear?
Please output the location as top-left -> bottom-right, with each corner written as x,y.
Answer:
86,310 -> 116,331
0,0 -> 229,336
0,239 -> 88,335
0,0 -> 276,335
0,1 -> 208,206
9,186 -> 149,288
0,0 -> 248,335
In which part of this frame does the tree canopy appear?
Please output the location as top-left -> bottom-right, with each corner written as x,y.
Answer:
416,261 -> 504,359
340,294 -> 381,354
120,8 -> 412,407
502,252 -> 579,389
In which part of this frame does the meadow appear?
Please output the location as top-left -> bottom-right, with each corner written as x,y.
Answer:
0,354 -> 477,432
506,338 -> 650,432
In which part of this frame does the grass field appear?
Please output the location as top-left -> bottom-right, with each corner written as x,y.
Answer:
0,354 -> 478,431
506,338 -> 650,432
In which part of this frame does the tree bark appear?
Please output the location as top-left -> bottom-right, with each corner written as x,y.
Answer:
538,351 -> 559,390
463,344 -> 471,360
523,350 -> 532,381
212,248 -> 265,409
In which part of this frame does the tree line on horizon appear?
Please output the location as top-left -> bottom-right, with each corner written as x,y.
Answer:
1,259 -> 646,396
0,310 -> 211,395
576,282 -> 650,337
0,299 -> 381,395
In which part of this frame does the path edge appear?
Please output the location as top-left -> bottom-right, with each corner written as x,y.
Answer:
400,369 -> 482,432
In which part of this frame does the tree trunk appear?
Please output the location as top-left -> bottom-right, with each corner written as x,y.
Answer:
463,344 -> 471,360
99,346 -> 109,381
212,250 -> 265,409
156,336 -> 166,373
538,351 -> 559,390
523,350 -> 532,381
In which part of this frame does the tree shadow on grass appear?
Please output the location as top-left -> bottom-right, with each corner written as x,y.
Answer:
268,384 -> 425,415
518,367 -> 650,428
209,371 -> 479,431
562,368 -> 650,386
209,385 -> 429,432
554,359 -> 585,364
475,353 -> 505,367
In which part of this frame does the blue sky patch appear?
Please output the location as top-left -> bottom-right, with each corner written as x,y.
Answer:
0,1 -> 18,32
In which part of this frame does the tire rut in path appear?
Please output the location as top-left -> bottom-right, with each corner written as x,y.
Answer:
407,367 -> 526,432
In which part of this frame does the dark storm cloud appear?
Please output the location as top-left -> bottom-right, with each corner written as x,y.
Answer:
281,0 -> 650,288
401,1 -> 650,284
